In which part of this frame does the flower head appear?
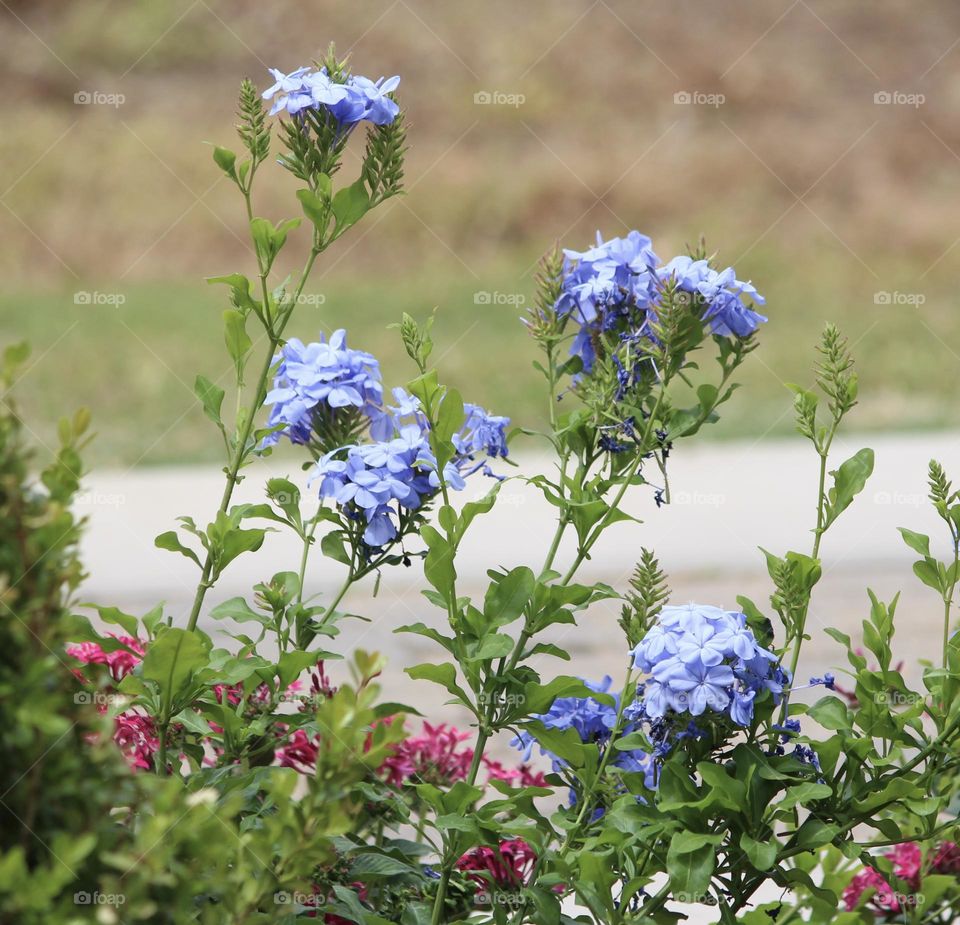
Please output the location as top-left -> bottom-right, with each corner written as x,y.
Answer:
264,66 -> 400,126
631,603 -> 783,726
842,842 -> 924,913
380,722 -> 474,787
455,403 -> 510,460
552,231 -> 766,375
113,710 -> 159,771
263,330 -> 385,449
67,635 -> 145,682
511,676 -> 655,786
456,839 -> 537,890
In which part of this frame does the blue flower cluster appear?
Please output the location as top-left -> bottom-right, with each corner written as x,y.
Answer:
631,603 -> 786,727
455,403 -> 510,478
314,425 -> 461,547
267,331 -> 510,548
263,66 -> 400,125
312,397 -> 510,546
263,330 -> 385,447
555,231 -> 767,372
511,676 -> 657,790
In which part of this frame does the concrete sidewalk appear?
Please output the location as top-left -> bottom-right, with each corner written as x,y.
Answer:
79,428 -> 958,599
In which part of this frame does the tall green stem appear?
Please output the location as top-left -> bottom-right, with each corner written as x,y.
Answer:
185,246 -> 320,633
560,387 -> 668,586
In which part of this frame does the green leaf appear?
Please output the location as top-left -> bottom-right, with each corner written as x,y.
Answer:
898,527 -> 930,557
347,854 -> 419,878
212,145 -> 237,178
154,530 -> 201,567
808,695 -> 852,731
420,525 -> 456,603
913,558 -> 944,592
85,605 -> 140,638
209,597 -> 269,625
266,477 -> 302,527
483,566 -> 535,627
207,273 -> 260,316
194,375 -> 225,427
778,781 -> 833,811
223,309 -> 252,368
405,663 -> 472,708
142,628 -> 210,708
249,216 -> 300,273
394,622 -> 457,654
434,389 -> 465,443
331,179 -> 370,232
740,833 -> 777,871
321,531 -> 352,566
667,834 -> 715,898
297,187 -> 329,231
823,448 -> 874,530
522,722 -> 587,769
218,527 -> 266,571
471,633 -> 514,661
276,650 -> 319,688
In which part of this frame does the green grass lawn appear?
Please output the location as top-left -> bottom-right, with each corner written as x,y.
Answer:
3,245 -> 959,467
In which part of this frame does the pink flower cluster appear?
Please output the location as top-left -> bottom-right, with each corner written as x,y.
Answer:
482,757 -> 548,789
67,635 -> 144,682
114,711 -> 160,771
276,729 -> 321,774
380,722 -> 474,786
843,841 -> 960,912
68,636 -> 159,770
456,838 -> 537,889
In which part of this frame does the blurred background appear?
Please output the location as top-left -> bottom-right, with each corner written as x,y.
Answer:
2,0 -> 959,465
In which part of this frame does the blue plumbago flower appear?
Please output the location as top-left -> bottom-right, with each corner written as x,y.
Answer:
263,330 -> 384,448
656,256 -> 767,338
263,66 -> 400,126
262,66 -> 315,116
555,231 -> 660,373
313,424 -> 463,547
631,603 -> 785,727
553,232 -> 766,373
510,676 -> 656,788
454,403 -> 511,479
309,391 -> 508,549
